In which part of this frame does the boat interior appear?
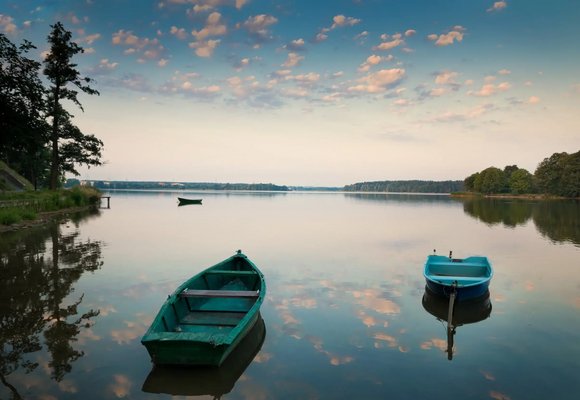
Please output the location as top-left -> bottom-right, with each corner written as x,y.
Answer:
427,263 -> 489,278
157,269 -> 262,336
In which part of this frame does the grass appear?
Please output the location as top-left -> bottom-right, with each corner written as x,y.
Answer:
0,186 -> 101,226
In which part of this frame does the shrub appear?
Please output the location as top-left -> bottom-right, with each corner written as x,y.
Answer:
0,209 -> 21,225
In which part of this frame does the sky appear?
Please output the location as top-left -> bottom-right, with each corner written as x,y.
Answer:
1,0 -> 579,186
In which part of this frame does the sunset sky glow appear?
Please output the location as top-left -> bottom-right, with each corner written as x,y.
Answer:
2,0 -> 579,186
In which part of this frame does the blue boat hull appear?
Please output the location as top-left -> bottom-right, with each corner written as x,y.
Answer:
423,254 -> 493,301
425,279 -> 490,300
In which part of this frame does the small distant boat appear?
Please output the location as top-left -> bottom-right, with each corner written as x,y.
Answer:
423,252 -> 493,301
177,197 -> 202,205
141,250 -> 266,366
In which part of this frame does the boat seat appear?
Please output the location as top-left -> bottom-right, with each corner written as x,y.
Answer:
180,289 -> 260,298
433,276 -> 486,282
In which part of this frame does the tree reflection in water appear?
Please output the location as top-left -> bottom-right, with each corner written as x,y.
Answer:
0,210 -> 103,397
460,198 -> 580,246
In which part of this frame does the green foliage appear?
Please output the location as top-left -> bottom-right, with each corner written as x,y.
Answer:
44,22 -> 101,189
343,180 -> 464,193
464,150 -> 579,197
0,208 -> 21,225
1,23 -> 104,190
474,167 -> 505,194
463,173 -> 479,192
509,168 -> 534,194
535,151 -> 580,197
0,186 -> 101,226
0,34 -> 50,188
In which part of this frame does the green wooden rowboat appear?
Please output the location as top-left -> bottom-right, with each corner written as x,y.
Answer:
141,250 -> 266,366
177,197 -> 202,205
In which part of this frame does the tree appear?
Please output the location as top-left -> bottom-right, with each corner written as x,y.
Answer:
534,152 -> 571,196
43,22 -> 102,190
476,167 -> 506,194
464,172 -> 479,192
509,168 -> 534,194
0,34 -> 49,187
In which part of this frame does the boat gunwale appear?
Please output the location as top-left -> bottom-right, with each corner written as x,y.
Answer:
141,252 -> 266,347
423,254 -> 493,288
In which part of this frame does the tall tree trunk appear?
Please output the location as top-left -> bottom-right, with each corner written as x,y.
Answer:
49,86 -> 60,190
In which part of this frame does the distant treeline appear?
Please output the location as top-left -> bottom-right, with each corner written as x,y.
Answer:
66,179 -> 290,191
343,180 -> 463,193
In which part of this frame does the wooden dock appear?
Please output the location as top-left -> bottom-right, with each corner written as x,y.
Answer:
100,196 -> 111,209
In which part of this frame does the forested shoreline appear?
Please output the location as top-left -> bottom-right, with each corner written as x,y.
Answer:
463,150 -> 579,198
343,180 -> 463,193
69,180 -> 290,192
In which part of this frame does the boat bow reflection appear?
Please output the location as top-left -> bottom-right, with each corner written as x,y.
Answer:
142,314 -> 266,398
422,288 -> 492,360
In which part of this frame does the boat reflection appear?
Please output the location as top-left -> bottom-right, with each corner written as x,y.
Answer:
142,314 -> 266,398
422,288 -> 492,360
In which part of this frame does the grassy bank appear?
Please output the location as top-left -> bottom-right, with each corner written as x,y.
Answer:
0,186 -> 101,227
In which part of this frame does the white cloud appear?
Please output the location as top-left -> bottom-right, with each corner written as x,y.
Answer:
287,72 -> 320,85
404,29 -> 416,37
281,52 -> 304,68
99,58 -> 118,70
242,14 -> 278,40
487,1 -> 507,12
0,14 -> 17,34
189,39 -> 220,57
285,38 -> 305,51
192,12 -> 227,40
469,82 -> 511,96
331,15 -> 361,29
314,32 -> 328,43
433,104 -> 494,123
393,98 -> 410,106
374,38 -> 404,51
348,68 -> 406,93
430,87 -> 446,97
79,33 -> 101,45
170,26 -> 188,40
358,54 -> 392,73
112,30 -> 166,62
435,70 -> 458,85
428,26 -> 466,46
528,96 -> 540,104
175,0 -> 248,12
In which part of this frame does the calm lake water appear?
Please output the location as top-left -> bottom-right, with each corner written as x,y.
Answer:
1,191 -> 579,400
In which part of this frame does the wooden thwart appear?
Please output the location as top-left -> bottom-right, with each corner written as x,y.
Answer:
204,270 -> 258,275
180,289 -> 260,298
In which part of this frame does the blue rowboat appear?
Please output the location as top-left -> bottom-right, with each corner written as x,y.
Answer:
423,253 -> 493,300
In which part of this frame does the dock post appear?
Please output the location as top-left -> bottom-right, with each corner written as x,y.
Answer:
446,284 -> 457,360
